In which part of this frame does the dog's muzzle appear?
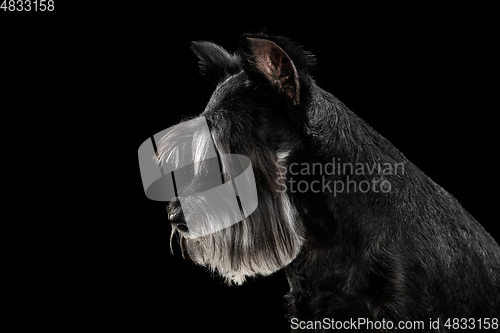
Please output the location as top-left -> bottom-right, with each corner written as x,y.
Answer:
138,116 -> 259,238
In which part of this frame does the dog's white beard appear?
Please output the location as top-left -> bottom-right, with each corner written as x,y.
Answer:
159,116 -> 305,285
174,193 -> 304,285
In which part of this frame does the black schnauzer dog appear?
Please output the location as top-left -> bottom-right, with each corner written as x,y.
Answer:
157,34 -> 500,331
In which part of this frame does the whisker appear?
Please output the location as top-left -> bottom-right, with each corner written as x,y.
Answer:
169,227 -> 176,255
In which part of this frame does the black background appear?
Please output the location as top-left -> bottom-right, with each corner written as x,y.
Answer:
3,3 -> 498,332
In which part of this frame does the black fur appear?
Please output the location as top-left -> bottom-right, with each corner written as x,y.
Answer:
167,33 -> 500,332
191,41 -> 241,84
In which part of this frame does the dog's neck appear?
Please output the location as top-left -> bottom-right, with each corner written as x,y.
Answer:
282,85 -> 412,298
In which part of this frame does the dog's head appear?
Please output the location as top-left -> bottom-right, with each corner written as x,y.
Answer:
156,34 -> 316,284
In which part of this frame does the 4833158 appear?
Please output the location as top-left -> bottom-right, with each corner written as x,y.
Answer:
1,0 -> 55,11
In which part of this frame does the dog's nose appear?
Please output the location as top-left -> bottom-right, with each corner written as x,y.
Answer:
167,201 -> 188,232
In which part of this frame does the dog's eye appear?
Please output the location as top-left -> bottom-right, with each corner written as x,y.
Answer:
177,224 -> 188,233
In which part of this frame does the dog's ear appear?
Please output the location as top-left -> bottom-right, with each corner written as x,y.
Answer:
191,41 -> 242,84
239,37 -> 301,105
